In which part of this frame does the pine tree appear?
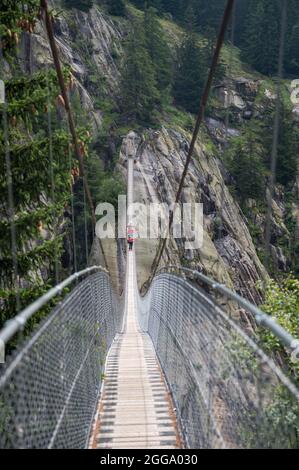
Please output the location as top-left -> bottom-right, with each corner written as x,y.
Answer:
173,32 -> 215,114
120,20 -> 159,123
276,107 -> 299,187
63,0 -> 93,12
286,22 -> 299,75
228,127 -> 266,204
173,33 -> 202,113
161,0 -> 184,19
108,0 -> 126,16
242,0 -> 264,69
196,0 -> 226,35
0,2 -> 91,325
130,0 -> 163,11
285,0 -> 299,74
148,0 -> 163,11
143,7 -> 172,94
183,2 -> 198,32
242,0 -> 280,76
129,0 -> 146,9
234,0 -> 250,45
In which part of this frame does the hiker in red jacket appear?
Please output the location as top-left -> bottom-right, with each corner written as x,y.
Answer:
127,225 -> 134,251
127,234 -> 134,251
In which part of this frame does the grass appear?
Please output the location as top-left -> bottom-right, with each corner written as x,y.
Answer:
126,3 -> 144,19
160,104 -> 195,131
160,18 -> 184,49
220,43 -> 251,78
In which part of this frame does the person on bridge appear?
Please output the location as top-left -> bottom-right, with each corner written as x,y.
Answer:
127,234 -> 134,251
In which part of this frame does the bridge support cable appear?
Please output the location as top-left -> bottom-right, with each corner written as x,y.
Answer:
264,0 -> 287,270
149,0 -> 235,284
0,267 -> 123,449
45,65 -> 59,284
137,270 -> 299,449
40,0 -> 108,270
160,265 -> 299,355
0,35 -> 20,313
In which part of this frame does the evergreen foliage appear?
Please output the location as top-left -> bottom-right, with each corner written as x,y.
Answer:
107,0 -> 126,16
63,0 -> 93,12
173,33 -> 203,114
242,0 -> 280,76
226,95 -> 298,205
143,7 -> 172,94
130,0 -> 299,77
259,276 -> 299,378
0,0 -> 40,57
120,6 -> 176,123
120,19 -> 159,123
226,124 -> 266,204
0,69 -> 77,326
173,32 -> 224,114
0,2 -> 91,329
276,107 -> 299,187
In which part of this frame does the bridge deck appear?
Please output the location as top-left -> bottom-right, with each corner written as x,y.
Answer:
89,251 -> 182,449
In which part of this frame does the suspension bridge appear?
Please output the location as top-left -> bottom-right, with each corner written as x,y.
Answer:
0,0 -> 299,450
0,146 -> 299,449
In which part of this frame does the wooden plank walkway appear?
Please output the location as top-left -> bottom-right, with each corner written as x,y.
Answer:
89,250 -> 182,449
89,141 -> 182,449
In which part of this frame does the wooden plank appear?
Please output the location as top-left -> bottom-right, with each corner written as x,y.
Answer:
89,250 -> 182,449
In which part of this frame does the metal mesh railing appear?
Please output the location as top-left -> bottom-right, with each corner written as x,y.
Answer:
138,272 -> 299,449
0,271 -> 123,449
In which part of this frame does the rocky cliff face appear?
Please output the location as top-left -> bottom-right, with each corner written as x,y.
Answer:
118,129 -> 267,304
26,3 -> 123,129
208,75 -> 298,277
24,3 -> 296,302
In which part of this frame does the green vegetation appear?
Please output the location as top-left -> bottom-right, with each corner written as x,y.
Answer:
0,1 -> 39,58
120,5 -> 224,123
0,2 -> 91,334
130,0 -> 299,77
160,105 -> 195,131
240,384 -> 299,449
0,67 -> 76,326
144,7 -> 172,98
63,0 -> 93,12
241,0 -> 280,76
259,276 -> 299,379
225,94 -> 298,203
107,0 -> 126,16
276,106 -> 299,187
233,275 -> 299,448
173,32 -> 203,114
225,126 -> 267,204
173,29 -> 224,114
239,0 -> 299,76
120,6 -> 174,124
63,0 -> 127,16
120,17 -> 159,123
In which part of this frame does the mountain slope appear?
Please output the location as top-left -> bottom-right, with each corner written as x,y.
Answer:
21,2 -> 299,301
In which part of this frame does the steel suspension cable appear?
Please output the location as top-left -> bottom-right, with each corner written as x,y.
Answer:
68,144 -> 78,274
0,35 -> 21,313
148,0 -> 235,286
264,0 -> 287,271
83,178 -> 89,266
219,0 -> 236,242
40,0 -> 108,270
46,65 -> 59,284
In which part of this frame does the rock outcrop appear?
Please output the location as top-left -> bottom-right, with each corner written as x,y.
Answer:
118,128 -> 267,303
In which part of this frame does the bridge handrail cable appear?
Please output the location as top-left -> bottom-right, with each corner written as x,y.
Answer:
158,265 -> 299,354
0,265 -> 107,346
